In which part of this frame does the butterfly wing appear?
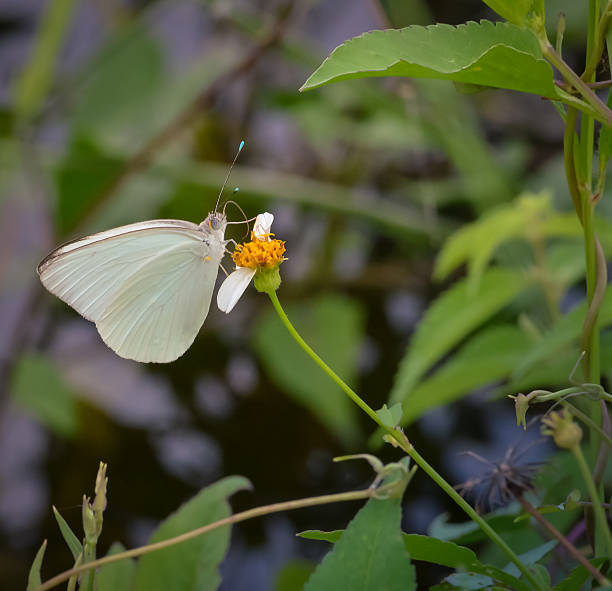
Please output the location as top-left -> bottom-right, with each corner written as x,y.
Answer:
38,219 -> 226,362
38,220 -> 205,322
96,238 -> 223,362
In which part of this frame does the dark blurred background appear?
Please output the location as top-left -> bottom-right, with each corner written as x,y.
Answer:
0,0 -> 594,588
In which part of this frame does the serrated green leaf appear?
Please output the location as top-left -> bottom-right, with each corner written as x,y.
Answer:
403,535 -> 528,589
252,294 -> 362,446
52,506 -> 82,560
389,267 -> 531,405
401,325 -> 530,424
299,531 -> 527,590
132,476 -> 251,591
97,542 -> 135,591
376,403 -> 403,428
302,497 -> 415,591
27,539 -> 47,591
513,289 -> 612,379
11,353 -> 79,437
301,21 -> 561,99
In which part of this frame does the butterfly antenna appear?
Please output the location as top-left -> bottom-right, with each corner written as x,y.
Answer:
215,140 -> 245,213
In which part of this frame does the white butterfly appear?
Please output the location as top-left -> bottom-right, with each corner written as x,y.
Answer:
38,212 -> 229,363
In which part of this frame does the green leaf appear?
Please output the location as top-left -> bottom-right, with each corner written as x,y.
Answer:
132,476 -> 251,591
301,21 -> 561,99
513,289 -> 612,378
530,564 -> 551,588
445,572 -> 493,589
275,560 -> 316,591
11,353 -> 79,437
98,542 -> 135,591
52,506 -> 82,560
552,558 -> 606,591
428,508 -> 522,545
252,294 -> 363,446
376,403 -> 403,428
27,539 -> 47,591
480,0 -> 541,26
389,267 -> 531,405
302,497 -> 415,591
54,134 -> 124,235
298,530 -> 343,542
71,27 -> 163,139
434,192 -> 562,282
403,535 -> 528,590
299,531 -> 527,590
401,325 -> 530,424
12,0 -> 78,123
503,540 -> 557,578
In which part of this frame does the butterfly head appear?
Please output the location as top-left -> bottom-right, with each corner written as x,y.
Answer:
201,211 -> 227,233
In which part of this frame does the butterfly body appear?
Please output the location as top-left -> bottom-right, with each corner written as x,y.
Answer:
38,213 -> 228,363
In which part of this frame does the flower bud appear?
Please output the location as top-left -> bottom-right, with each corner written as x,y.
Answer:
82,495 -> 99,542
93,462 -> 108,514
541,410 -> 582,450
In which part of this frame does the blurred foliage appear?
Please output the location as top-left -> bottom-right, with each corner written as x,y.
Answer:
3,0 -> 612,589
11,353 -> 79,438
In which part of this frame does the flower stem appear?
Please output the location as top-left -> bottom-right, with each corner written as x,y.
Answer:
405,447 -> 547,590
571,443 -> 612,558
36,487 -> 378,591
542,42 -> 612,130
266,290 -> 386,430
517,495 -> 610,586
266,290 -> 547,590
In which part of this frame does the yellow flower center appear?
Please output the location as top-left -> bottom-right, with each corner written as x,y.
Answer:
232,234 -> 286,269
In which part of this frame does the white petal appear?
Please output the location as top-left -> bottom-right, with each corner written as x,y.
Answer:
253,212 -> 274,240
217,267 -> 256,313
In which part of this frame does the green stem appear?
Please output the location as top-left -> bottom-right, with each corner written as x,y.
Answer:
405,447 -> 547,590
581,236 -> 606,383
563,108 -> 582,221
518,495 -> 610,586
266,290 -> 386,430
266,290 -> 547,590
82,539 -> 96,591
36,487 -> 379,591
571,443 -> 612,557
542,43 -> 612,130
583,2 -> 611,81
